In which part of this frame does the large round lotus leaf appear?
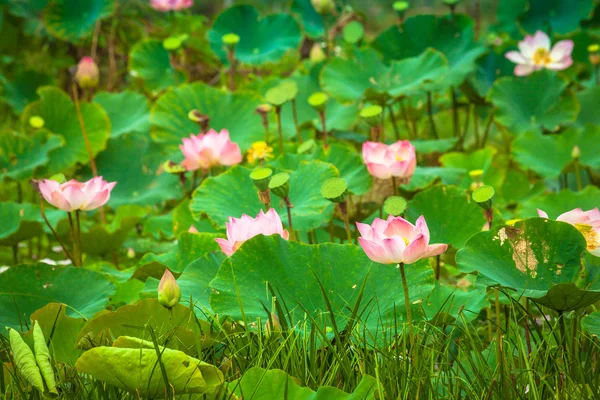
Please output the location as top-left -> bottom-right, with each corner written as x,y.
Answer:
582,310 -> 600,338
20,86 -> 110,175
93,91 -> 151,138
519,0 -> 595,35
92,133 -> 183,207
172,199 -> 221,236
228,367 -> 379,399
191,162 -> 336,231
512,127 -> 600,178
0,202 -> 63,246
0,70 -> 54,113
21,303 -> 84,365
372,15 -> 486,87
405,185 -> 487,248
0,264 -> 114,332
151,82 -> 263,150
291,0 -> 325,39
129,40 -> 185,94
381,49 -> 449,97
439,147 -> 500,189
75,341 -> 223,398
44,0 -> 113,42
309,144 -> 372,195
470,51 -> 515,97
76,299 -> 201,353
457,219 -> 592,310
0,130 -> 63,182
495,0 -> 528,36
488,70 -> 578,135
142,253 -> 225,312
209,235 -> 435,332
422,282 -> 487,323
403,167 -> 466,192
412,138 -> 458,154
576,86 -> 600,127
516,186 -> 600,219
208,5 -> 301,66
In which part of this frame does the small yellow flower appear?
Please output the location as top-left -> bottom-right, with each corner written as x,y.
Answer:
247,141 -> 273,163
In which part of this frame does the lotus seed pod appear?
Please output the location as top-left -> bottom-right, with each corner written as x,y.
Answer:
321,177 -> 348,203
311,0 -> 335,15
268,172 -> 290,199
250,167 -> 273,192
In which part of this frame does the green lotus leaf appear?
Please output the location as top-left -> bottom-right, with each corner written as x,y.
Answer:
76,298 -> 200,353
576,86 -> 600,127
0,202 -> 63,246
20,86 -> 110,175
208,4 -> 301,66
403,167 -> 466,192
309,144 -> 372,195
582,309 -> 600,338
0,70 -> 54,113
21,303 -> 84,365
44,0 -> 114,42
457,219 -> 593,311
129,40 -> 185,94
495,0 -> 528,36
422,282 -> 488,323
0,264 -> 114,332
228,367 -> 379,399
0,130 -> 63,182
469,51 -> 515,97
488,70 -> 579,135
372,14 -> 486,87
91,133 -> 183,207
516,186 -> 600,219
75,340 -> 223,398
439,147 -> 502,189
93,91 -> 151,138
172,199 -> 221,237
519,0 -> 595,35
406,185 -> 487,248
412,138 -> 458,154
291,0 -> 325,39
142,253 -> 225,312
512,127 -> 600,178
152,82 -> 263,149
209,235 -> 435,333
191,162 -> 336,231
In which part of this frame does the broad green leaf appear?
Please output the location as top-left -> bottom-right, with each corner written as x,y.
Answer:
0,131 -> 63,182
33,322 -> 58,395
291,0 -> 325,39
517,186 -> 600,219
129,40 -> 185,94
519,0 -> 595,35
191,162 -> 337,231
44,0 -> 113,42
582,310 -> 600,337
8,328 -> 45,394
412,138 -> 458,154
93,91 -> 151,138
172,199 -> 221,236
439,147 -> 499,188
209,235 -> 435,333
576,86 -> 600,127
372,15 -> 486,87
495,0 -> 528,36
151,82 -> 263,150
0,70 -> 54,113
310,144 -> 372,195
488,70 -> 578,135
422,282 -> 488,323
470,51 -> 515,97
75,340 -> 224,398
92,133 -> 183,207
0,202 -> 63,246
208,5 -> 301,65
403,167 -> 466,192
228,366 -> 379,399
0,264 -> 114,331
20,86 -> 110,175
406,185 -> 487,248
457,219 -> 591,310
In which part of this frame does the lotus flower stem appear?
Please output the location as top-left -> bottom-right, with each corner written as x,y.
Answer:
450,88 -> 460,139
435,255 -> 441,280
338,202 -> 352,243
284,197 -> 295,241
398,262 -> 414,343
318,110 -> 328,148
291,99 -> 303,143
391,177 -> 399,196
275,106 -> 284,154
388,104 -> 400,140
227,49 -> 236,91
426,91 -> 438,139
76,210 -> 83,262
37,194 -> 75,265
574,160 -> 583,191
480,111 -> 495,149
67,212 -> 82,267
399,100 -> 414,139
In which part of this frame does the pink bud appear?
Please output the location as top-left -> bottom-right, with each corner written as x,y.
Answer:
74,57 -> 99,89
37,177 -> 116,212
150,0 -> 193,12
179,129 -> 242,171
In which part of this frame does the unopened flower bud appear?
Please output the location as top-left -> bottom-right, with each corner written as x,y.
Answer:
158,269 -> 181,309
309,43 -> 326,63
311,0 -> 334,15
588,44 -> 600,65
571,145 -> 581,160
74,57 -> 99,89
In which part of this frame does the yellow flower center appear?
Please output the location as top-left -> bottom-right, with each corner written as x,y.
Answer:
247,141 -> 273,163
403,237 -> 409,246
395,155 -> 404,162
533,48 -> 551,66
574,224 -> 600,251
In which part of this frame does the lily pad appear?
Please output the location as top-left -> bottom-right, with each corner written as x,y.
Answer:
488,70 -> 578,135
191,162 -> 337,231
516,186 -> 600,219
291,0 -> 325,39
44,0 -> 114,42
519,0 -> 595,35
0,264 -> 114,332
93,91 -> 151,138
208,4 -> 302,66
20,86 -> 110,175
422,282 -> 488,323
0,70 -> 54,113
0,130 -> 63,182
151,82 -> 263,149
576,86 -> 600,127
405,185 -> 487,248
129,40 -> 185,94
457,218 -> 593,311
403,167 -> 466,192
0,202 -> 63,246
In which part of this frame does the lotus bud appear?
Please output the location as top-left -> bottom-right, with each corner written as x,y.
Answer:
309,43 -> 326,63
268,172 -> 290,199
311,0 -> 334,15
588,44 -> 600,65
158,269 -> 181,309
571,145 -> 581,160
74,57 -> 99,89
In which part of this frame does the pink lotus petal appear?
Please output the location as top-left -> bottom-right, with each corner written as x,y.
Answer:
514,64 -> 536,76
415,215 -> 431,243
550,40 -> 574,61
505,51 -> 527,64
546,56 -> 572,71
356,222 -> 374,240
537,209 -> 549,218
382,237 -> 407,263
358,237 -> 390,264
366,163 -> 391,179
402,234 -> 427,265
423,243 -> 448,259
383,217 -> 415,238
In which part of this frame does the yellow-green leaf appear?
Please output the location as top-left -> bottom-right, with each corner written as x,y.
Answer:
8,328 -> 45,394
33,322 -> 58,395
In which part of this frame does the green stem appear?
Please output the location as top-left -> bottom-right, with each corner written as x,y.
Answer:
75,210 -> 83,265
285,197 -> 294,241
275,106 -> 284,154
291,99 -> 302,143
399,263 -> 414,343
426,91 -> 438,139
319,110 -> 328,148
339,202 -> 352,243
574,160 -> 583,191
39,196 -> 75,265
68,212 -> 81,267
388,104 -> 400,140
391,177 -> 398,196
451,87 -> 460,138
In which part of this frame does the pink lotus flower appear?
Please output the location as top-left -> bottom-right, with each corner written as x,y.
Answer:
538,208 -> 600,256
180,129 -> 242,171
356,215 -> 447,264
505,31 -> 573,76
150,0 -> 193,11
362,141 -> 416,181
74,57 -> 99,89
215,209 -> 290,256
38,177 -> 116,212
